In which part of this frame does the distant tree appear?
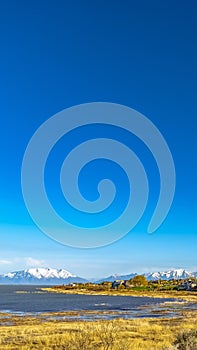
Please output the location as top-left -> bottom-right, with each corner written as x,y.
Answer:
131,275 -> 148,286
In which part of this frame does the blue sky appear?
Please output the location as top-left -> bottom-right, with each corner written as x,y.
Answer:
0,1 -> 196,278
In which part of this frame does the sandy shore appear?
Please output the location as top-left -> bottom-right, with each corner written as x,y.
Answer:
41,287 -> 197,302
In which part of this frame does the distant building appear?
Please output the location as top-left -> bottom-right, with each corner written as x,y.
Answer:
111,280 -> 130,289
183,280 -> 197,291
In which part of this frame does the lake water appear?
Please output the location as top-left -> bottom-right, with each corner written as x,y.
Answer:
0,285 -> 191,320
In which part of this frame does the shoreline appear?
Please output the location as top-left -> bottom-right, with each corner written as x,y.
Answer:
0,288 -> 196,349
41,287 -> 197,302
0,310 -> 196,350
0,300 -> 192,321
1,288 -> 196,321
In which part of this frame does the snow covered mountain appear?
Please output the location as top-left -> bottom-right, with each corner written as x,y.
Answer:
97,273 -> 137,283
0,268 -> 87,285
98,269 -> 197,282
145,269 -> 193,281
0,267 -> 196,285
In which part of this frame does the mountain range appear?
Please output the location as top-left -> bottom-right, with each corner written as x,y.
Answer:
0,267 -> 196,285
0,268 -> 87,285
97,269 -> 197,283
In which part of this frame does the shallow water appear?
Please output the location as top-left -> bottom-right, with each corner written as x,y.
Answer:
0,285 -> 195,320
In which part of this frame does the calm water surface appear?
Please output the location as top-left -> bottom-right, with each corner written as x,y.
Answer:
0,285 -> 192,320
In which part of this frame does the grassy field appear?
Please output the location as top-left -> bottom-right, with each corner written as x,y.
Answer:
42,287 -> 197,302
0,289 -> 196,349
0,311 -> 196,349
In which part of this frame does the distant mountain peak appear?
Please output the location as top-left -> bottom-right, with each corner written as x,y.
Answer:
97,268 -> 197,283
0,267 -> 196,285
145,268 -> 193,281
0,267 -> 86,285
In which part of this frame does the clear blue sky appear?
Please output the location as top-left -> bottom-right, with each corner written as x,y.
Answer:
0,0 -> 196,278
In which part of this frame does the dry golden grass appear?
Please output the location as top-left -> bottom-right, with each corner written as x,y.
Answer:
42,287 -> 197,302
0,311 -> 196,349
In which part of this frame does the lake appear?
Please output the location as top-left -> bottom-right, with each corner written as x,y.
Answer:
0,285 -> 190,320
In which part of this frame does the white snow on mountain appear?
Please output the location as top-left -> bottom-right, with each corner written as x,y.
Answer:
0,268 -> 87,285
2,268 -> 74,279
0,267 -> 196,285
26,268 -> 75,279
97,269 -> 197,282
145,269 -> 192,281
